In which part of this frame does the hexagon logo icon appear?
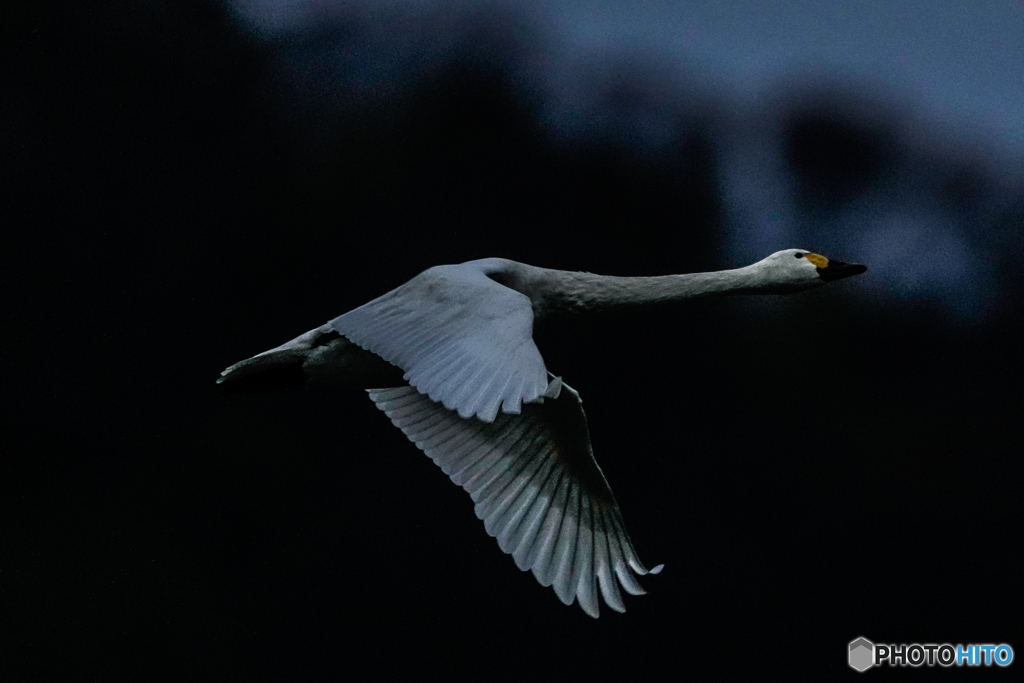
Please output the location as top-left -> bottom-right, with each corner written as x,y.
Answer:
849,637 -> 874,672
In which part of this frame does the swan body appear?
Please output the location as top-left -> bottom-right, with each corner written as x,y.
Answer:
218,249 -> 866,617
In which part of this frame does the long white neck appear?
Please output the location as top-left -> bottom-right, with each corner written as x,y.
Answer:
483,259 -> 769,318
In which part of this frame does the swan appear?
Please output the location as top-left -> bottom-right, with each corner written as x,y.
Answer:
218,249 -> 866,617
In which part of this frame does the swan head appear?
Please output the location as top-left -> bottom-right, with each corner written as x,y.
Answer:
751,249 -> 867,292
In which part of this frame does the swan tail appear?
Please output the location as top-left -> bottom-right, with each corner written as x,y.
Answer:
216,350 -> 309,394
218,326 -> 405,394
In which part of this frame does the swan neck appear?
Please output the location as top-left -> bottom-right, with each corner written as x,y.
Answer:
522,265 -> 761,317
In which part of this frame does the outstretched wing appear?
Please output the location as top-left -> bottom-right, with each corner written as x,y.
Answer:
331,263 -> 549,422
367,380 -> 661,618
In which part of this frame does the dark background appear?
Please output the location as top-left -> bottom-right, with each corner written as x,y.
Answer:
5,1 -> 1021,679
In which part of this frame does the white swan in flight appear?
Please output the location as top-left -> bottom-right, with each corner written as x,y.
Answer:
218,249 -> 866,617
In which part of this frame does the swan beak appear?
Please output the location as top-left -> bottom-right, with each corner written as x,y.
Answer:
817,259 -> 867,282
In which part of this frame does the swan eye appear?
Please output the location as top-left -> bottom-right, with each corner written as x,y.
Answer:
794,252 -> 805,259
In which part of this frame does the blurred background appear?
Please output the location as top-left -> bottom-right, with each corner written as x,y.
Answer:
5,0 -> 1021,678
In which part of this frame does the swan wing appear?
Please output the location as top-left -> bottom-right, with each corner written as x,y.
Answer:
331,263 -> 549,422
367,380 -> 660,618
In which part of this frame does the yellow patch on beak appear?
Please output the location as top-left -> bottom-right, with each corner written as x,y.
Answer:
805,253 -> 829,269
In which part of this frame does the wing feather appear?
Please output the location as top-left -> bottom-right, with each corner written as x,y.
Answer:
335,262 -> 549,422
367,381 -> 659,617
511,462 -> 560,571
573,497 -> 598,617
529,473 -> 570,588
551,484 -> 581,604
593,506 -> 626,613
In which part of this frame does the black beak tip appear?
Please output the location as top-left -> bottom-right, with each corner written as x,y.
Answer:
818,261 -> 867,282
